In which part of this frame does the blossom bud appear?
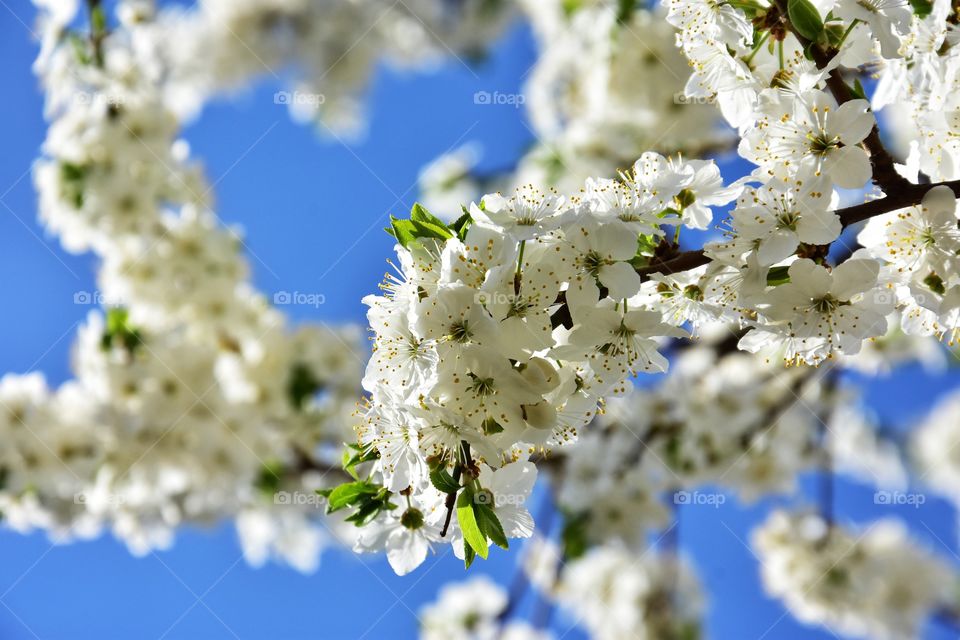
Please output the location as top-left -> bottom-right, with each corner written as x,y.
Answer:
523,401 -> 557,430
519,357 -> 561,394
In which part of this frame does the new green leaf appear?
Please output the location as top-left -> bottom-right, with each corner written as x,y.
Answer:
429,467 -> 461,494
456,491 -> 489,559
475,503 -> 508,550
788,0 -> 824,41
326,481 -> 380,512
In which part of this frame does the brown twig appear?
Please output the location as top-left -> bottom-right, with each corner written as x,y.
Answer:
771,0 -> 910,192
634,178 -> 960,280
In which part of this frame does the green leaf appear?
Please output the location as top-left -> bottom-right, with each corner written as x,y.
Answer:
409,219 -> 453,241
449,210 -> 473,240
560,512 -> 589,560
766,266 -> 791,286
475,503 -> 508,550
410,203 -> 448,229
463,539 -> 476,568
788,0 -> 824,41
101,308 -> 142,352
254,460 -> 284,497
429,467 -> 461,494
91,5 -> 107,34
910,0 -> 933,17
616,0 -> 635,23
287,363 -> 321,410
341,488 -> 398,527
456,490 -> 488,559
561,0 -> 582,16
60,162 -> 87,208
342,448 -> 360,480
924,272 -> 946,295
389,216 -> 418,249
345,499 -> 383,526
326,481 -> 380,513
387,212 -> 453,249
849,78 -> 868,101
340,443 -> 379,480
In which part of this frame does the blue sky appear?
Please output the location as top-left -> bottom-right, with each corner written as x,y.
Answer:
0,1 -> 959,638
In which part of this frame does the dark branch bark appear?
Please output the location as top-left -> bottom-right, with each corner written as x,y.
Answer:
635,178 -> 960,280
771,0 -> 910,193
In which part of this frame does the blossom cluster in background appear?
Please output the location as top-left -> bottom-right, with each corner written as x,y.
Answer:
11,0 -> 960,638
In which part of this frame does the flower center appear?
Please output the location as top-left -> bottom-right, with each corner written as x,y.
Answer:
776,210 -> 800,231
812,294 -> 841,313
448,320 -> 472,343
468,373 -> 496,398
581,250 -> 610,277
808,133 -> 841,155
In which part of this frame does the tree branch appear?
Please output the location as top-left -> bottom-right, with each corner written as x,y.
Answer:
771,0 -> 910,193
636,178 -> 960,280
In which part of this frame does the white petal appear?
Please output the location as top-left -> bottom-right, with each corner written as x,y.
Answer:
597,222 -> 641,260
788,259 -> 832,298
826,146 -> 871,189
830,259 -> 879,300
600,262 -> 643,300
757,229 -> 799,265
386,530 -> 429,576
831,99 -> 874,145
796,210 -> 841,246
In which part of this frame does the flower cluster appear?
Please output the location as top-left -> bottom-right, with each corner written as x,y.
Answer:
419,1 -> 733,212
7,0 -> 368,571
859,186 -> 960,345
554,342 -> 824,550
911,388 -> 960,505
356,154 -> 743,571
111,0 -> 515,130
18,2 -> 960,638
754,510 -> 954,640
419,576 -> 553,640
556,545 -> 704,640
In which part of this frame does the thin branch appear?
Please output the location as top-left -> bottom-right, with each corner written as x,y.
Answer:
440,441 -> 472,537
635,178 -> 960,280
770,0 -> 909,192
86,0 -> 106,67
